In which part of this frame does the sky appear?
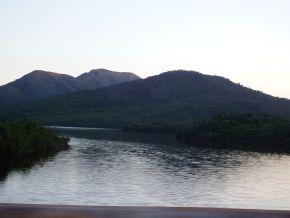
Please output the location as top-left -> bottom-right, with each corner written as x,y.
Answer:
0,0 -> 290,98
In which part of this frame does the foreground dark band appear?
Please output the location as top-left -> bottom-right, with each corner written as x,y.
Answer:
0,204 -> 290,218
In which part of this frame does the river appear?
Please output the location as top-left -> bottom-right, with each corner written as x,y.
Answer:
0,127 -> 290,210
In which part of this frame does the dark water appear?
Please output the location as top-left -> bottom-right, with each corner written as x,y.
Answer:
1,127 -> 290,210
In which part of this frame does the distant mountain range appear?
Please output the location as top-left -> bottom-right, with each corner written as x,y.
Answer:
2,70 -> 290,128
0,69 -> 140,106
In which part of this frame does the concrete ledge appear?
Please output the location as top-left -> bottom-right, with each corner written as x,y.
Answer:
0,204 -> 290,218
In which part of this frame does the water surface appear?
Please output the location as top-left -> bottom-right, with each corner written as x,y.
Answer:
1,127 -> 290,210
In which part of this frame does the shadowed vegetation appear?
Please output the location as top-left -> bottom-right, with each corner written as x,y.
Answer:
177,113 -> 290,152
0,120 -> 69,179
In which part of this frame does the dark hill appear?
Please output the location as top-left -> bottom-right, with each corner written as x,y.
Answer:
0,69 -> 140,106
2,70 -> 290,127
0,70 -> 81,105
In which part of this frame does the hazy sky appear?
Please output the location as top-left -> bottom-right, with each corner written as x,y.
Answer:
1,0 -> 290,98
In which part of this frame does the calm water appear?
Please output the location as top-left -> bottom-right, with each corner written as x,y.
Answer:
1,127 -> 290,210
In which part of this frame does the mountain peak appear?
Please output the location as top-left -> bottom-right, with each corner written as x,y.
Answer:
24,70 -> 72,79
80,68 -> 140,77
88,68 -> 115,73
77,69 -> 140,89
26,70 -> 57,76
163,70 -> 201,74
0,69 -> 140,106
160,70 -> 214,79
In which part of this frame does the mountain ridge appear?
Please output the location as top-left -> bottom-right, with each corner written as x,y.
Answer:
0,69 -> 140,106
2,70 -> 290,128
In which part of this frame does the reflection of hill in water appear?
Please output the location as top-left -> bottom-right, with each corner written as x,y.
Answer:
55,127 -> 250,171
54,127 -> 179,146
0,153 -> 58,181
1,127 -> 290,209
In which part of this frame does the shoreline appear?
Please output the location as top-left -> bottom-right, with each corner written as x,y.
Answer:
47,126 -> 120,131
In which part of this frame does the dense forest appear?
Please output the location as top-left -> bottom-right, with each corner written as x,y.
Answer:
0,120 -> 68,159
0,120 -> 69,179
2,70 -> 290,128
177,113 -> 290,152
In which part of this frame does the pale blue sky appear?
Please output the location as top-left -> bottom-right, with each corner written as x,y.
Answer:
1,0 -> 290,97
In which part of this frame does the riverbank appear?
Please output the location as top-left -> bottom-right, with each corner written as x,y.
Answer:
0,204 -> 289,218
0,120 -> 69,159
0,120 -> 69,179
176,114 -> 290,152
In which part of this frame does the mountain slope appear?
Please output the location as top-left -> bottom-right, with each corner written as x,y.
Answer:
0,69 -> 140,106
2,70 -> 290,127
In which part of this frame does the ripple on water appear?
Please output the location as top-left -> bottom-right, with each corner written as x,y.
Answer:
1,130 -> 290,210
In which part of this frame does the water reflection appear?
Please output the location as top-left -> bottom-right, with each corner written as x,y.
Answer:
54,127 -> 178,145
0,153 -> 60,181
0,127 -> 290,210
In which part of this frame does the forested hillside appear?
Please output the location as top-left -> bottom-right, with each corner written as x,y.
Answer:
177,113 -> 290,151
1,70 -> 290,128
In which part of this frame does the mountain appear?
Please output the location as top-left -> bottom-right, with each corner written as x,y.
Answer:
1,70 -> 290,127
0,71 -> 80,105
77,69 -> 140,89
0,69 -> 140,106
